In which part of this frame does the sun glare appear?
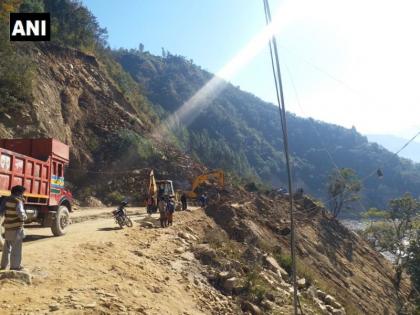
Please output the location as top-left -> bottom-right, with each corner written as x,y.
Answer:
152,1 -> 300,140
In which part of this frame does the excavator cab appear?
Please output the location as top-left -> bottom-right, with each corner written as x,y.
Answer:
156,180 -> 175,198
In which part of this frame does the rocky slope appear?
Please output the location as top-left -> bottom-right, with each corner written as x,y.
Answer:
1,200 -> 410,314
203,188 -> 412,314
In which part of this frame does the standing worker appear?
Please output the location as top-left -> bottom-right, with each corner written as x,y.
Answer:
166,197 -> 175,226
180,193 -> 187,211
1,185 -> 27,271
158,197 -> 167,228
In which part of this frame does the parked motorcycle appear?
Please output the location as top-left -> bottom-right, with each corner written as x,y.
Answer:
112,201 -> 133,228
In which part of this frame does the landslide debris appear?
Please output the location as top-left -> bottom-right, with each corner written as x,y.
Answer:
192,185 -> 412,314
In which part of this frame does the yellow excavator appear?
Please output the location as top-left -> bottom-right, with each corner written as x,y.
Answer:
148,170 -> 176,197
147,169 -> 224,212
148,170 -> 180,213
184,170 -> 225,199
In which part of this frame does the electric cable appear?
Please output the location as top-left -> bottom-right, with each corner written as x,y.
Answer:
262,0 -> 300,313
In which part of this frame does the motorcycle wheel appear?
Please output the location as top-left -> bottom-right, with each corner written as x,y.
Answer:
117,217 -> 124,228
125,216 -> 133,227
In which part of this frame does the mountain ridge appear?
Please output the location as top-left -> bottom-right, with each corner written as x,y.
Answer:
367,134 -> 420,162
113,48 -> 420,215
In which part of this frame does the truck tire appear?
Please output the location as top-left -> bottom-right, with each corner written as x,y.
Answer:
0,217 -> 4,251
51,205 -> 70,236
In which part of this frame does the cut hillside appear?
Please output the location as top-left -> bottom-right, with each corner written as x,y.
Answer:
114,49 -> 420,215
0,43 -> 206,204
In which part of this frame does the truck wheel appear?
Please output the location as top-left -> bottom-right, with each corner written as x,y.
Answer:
51,205 -> 70,236
0,217 -> 4,251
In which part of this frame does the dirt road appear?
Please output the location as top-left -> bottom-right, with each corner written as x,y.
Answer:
0,208 -> 236,315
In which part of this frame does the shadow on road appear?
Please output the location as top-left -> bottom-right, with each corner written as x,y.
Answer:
97,227 -> 121,231
24,235 -> 53,242
24,224 -> 43,229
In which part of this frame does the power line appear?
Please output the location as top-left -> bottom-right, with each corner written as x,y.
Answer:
360,130 -> 420,183
262,1 -> 300,314
282,62 -> 368,214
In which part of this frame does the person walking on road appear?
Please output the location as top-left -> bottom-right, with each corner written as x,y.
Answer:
1,185 -> 27,271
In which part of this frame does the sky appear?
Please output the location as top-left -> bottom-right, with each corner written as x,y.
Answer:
82,0 -> 420,139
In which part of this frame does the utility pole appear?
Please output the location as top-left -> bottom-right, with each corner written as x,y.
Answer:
262,0 -> 299,314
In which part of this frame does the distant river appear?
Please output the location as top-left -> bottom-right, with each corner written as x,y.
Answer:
340,219 -> 396,262
340,219 -> 368,231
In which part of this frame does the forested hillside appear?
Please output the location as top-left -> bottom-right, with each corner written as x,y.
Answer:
114,49 -> 420,214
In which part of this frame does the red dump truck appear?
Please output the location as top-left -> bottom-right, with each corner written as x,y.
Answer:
0,138 -> 73,236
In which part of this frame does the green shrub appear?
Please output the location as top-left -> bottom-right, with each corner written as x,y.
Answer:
275,253 -> 292,275
106,191 -> 124,205
243,270 -> 271,303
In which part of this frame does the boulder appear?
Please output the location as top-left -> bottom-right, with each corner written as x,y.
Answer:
84,196 -> 104,207
324,294 -> 337,306
332,309 -> 346,315
178,231 -> 198,241
193,244 -> 217,265
266,292 -> 276,301
185,226 -> 195,234
218,271 -> 231,280
242,301 -> 263,315
317,289 -> 327,301
264,255 -> 288,278
326,305 -> 335,313
223,277 -> 242,293
297,278 -> 306,289
330,300 -> 343,310
141,222 -> 155,229
174,247 -> 185,254
261,299 -> 276,310
84,302 -> 97,309
49,303 -> 60,311
0,270 -> 32,285
314,298 -> 328,314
